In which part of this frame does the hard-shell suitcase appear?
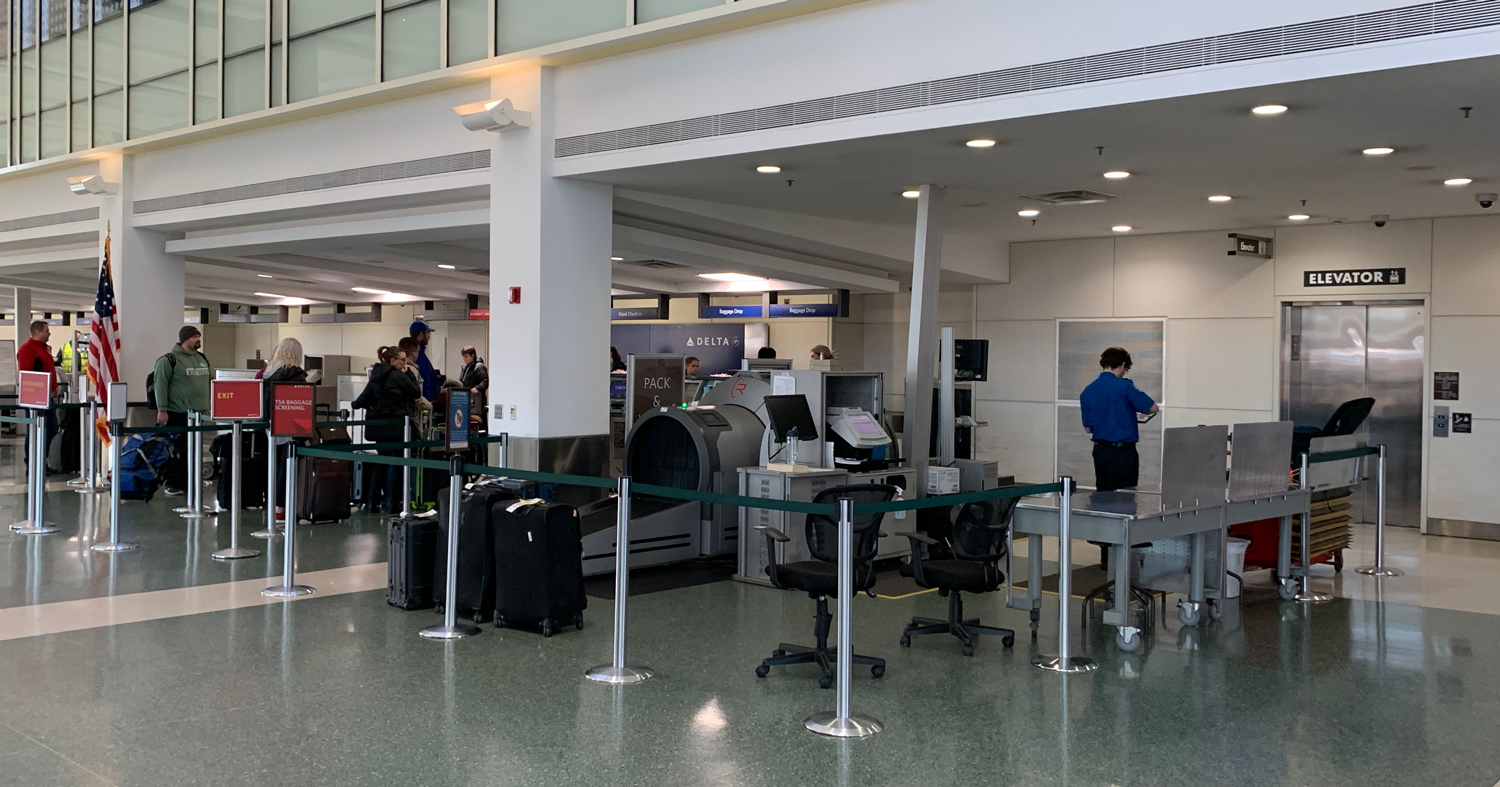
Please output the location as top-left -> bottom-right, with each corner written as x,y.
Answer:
297,455 -> 352,523
388,516 -> 438,610
432,484 -> 516,622
47,413 -> 80,474
492,501 -> 587,636
212,430 -> 268,510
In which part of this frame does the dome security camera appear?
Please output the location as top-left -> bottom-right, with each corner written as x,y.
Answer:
1478,193 -> 1497,209
1371,214 -> 1389,228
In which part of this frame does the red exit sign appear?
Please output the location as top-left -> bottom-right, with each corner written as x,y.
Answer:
211,379 -> 264,420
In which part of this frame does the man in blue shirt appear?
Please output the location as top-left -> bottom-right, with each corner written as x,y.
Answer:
409,321 -> 440,401
1079,347 -> 1159,491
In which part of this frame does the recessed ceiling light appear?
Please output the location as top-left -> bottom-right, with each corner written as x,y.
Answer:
1207,195 -> 1233,202
697,272 -> 765,282
437,264 -> 456,270
966,139 -> 996,149
1018,208 -> 1040,217
253,292 -> 284,298
1112,225 -> 1133,232
1444,177 -> 1473,187
1362,147 -> 1395,157
902,190 -> 921,199
610,256 -> 624,261
1252,104 -> 1288,116
1103,171 -> 1131,180
756,165 -> 781,174
351,287 -> 390,294
256,273 -> 273,278
1287,214 -> 1310,221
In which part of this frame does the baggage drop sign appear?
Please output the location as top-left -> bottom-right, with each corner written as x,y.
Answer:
271,383 -> 316,437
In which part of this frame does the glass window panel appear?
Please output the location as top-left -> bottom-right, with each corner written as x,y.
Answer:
72,98 -> 89,149
42,0 -> 68,41
41,39 -> 68,111
21,117 -> 38,163
224,0 -> 264,56
448,0 -> 486,65
93,87 -> 124,144
194,0 -> 218,64
222,49 -> 264,116
382,0 -> 437,82
287,18 -> 373,101
0,121 -> 9,168
72,0 -> 89,29
496,0 -> 622,55
95,0 -> 123,23
194,62 -> 218,122
71,26 -> 90,95
636,0 -> 722,24
21,0 -> 37,49
41,106 -> 66,158
128,71 -> 188,137
270,41 -> 282,105
21,48 -> 39,115
129,0 -> 189,85
288,0 -> 370,38
93,14 -> 124,92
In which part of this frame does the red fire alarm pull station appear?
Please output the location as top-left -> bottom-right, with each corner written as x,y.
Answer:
509,287 -> 521,304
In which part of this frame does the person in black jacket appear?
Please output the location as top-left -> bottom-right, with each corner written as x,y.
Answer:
258,338 -> 309,525
459,346 -> 488,411
353,346 -> 421,512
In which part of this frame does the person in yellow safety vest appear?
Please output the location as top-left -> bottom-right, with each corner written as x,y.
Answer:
58,339 -> 89,375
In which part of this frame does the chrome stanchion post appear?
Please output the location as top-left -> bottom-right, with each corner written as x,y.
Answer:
1294,452 -> 1331,603
76,400 -> 105,492
253,424 -> 281,539
1356,444 -> 1403,577
211,420 -> 259,560
587,476 -> 654,684
421,454 -> 481,640
1034,476 -> 1098,673
15,413 -> 59,535
92,421 -> 135,552
400,415 -> 413,520
177,412 -> 205,517
8,414 -> 36,532
67,403 -> 88,487
498,432 -> 508,470
805,497 -> 882,738
264,445 -> 314,597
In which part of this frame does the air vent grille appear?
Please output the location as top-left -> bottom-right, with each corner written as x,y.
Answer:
624,259 -> 688,269
555,0 -> 1500,158
0,207 -> 99,233
1021,190 -> 1119,206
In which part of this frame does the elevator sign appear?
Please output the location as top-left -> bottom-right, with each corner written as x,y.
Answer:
1303,267 -> 1406,287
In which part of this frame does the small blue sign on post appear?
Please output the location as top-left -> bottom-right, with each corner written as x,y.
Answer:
446,390 -> 470,452
768,303 -> 839,318
698,305 -> 763,319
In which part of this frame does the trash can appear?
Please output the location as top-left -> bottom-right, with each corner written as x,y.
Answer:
1225,537 -> 1251,598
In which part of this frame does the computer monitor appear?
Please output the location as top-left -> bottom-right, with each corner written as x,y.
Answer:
744,358 -> 793,371
953,339 -> 989,382
763,394 -> 819,444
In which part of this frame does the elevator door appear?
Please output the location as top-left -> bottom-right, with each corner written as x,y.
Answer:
1282,302 -> 1425,526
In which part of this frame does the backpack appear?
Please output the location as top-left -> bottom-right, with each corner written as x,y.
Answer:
145,351 -> 208,410
117,434 -> 173,501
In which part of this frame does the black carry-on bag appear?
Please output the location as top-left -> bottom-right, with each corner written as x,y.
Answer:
213,429 -> 268,510
492,500 -> 587,637
388,517 -> 438,610
432,484 -> 516,622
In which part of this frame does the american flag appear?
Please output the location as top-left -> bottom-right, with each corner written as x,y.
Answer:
88,235 -> 121,443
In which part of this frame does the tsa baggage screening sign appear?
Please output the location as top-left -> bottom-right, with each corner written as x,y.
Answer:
1304,268 -> 1406,287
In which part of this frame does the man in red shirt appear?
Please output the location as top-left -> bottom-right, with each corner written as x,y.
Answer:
16,320 -> 58,467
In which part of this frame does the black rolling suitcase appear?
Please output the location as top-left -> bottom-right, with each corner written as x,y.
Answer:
297,456 -> 352,523
213,430 -> 268,509
492,501 -> 587,636
432,484 -> 517,622
388,517 -> 438,610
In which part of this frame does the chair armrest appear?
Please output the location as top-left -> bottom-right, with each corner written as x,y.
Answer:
897,532 -> 934,586
896,531 -> 938,546
754,525 -> 790,543
755,525 -> 790,588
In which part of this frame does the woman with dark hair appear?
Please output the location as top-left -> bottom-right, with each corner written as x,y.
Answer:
610,346 -> 627,372
459,345 -> 488,410
353,346 -> 422,512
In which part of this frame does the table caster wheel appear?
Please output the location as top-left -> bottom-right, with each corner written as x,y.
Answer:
819,675 -> 834,689
962,645 -> 974,657
1177,602 -> 1200,627
755,665 -> 770,678
1278,579 -> 1297,601
1208,599 -> 1223,621
871,664 -> 885,679
771,649 -> 786,657
1002,635 -> 1015,648
1115,627 -> 1141,653
898,635 -> 911,648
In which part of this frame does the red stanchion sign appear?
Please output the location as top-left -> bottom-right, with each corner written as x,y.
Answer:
18,370 -> 51,409
211,379 -> 264,421
270,383 -> 316,438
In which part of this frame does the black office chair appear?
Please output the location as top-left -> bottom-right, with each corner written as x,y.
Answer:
897,499 -> 1018,656
754,484 -> 898,689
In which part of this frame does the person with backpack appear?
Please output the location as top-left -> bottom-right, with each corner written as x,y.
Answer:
151,326 -> 212,496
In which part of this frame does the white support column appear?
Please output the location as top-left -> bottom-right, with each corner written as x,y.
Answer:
10,287 -> 32,347
98,154 -> 187,393
486,67 -> 612,466
901,184 -> 945,492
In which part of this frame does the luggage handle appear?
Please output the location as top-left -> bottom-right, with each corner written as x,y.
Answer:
504,498 -> 546,514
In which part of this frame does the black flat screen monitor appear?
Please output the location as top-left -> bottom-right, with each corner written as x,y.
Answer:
954,339 -> 989,382
763,395 -> 819,444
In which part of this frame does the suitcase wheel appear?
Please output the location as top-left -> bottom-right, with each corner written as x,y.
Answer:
575,613 -> 584,631
542,620 -> 554,638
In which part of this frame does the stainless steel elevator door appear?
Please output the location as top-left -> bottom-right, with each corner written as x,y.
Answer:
1282,303 -> 1425,526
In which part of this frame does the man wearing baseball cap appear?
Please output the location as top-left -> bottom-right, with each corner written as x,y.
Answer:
409,321 -> 440,401
153,325 -> 213,495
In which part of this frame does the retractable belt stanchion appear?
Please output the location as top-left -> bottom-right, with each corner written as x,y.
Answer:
177,412 -> 209,518
7,413 -> 36,533
1356,444 -> 1403,578
1294,452 -> 1332,603
92,421 -> 135,552
805,497 -> 882,738
497,432 -> 508,470
586,476 -> 654,684
67,400 -> 89,488
400,415 -> 414,520
75,400 -> 106,493
263,445 -> 314,597
421,454 -> 481,640
211,420 -> 260,561
253,424 -> 280,540
13,412 -> 59,535
1033,476 -> 1098,674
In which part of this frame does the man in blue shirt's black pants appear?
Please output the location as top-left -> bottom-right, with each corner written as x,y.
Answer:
1079,347 -> 1159,491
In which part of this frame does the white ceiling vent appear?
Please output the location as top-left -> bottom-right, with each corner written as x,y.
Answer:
623,259 -> 688,270
1020,190 -> 1119,206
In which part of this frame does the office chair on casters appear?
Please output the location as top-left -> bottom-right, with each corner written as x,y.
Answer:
897,498 -> 1018,656
754,484 -> 899,689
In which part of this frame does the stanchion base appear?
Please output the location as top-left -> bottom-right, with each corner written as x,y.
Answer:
66,477 -> 88,487
1032,655 -> 1100,673
210,547 -> 261,561
75,484 -> 108,494
178,509 -> 211,519
420,623 -> 482,640
8,522 -> 28,532
262,584 -> 315,598
585,664 -> 655,685
804,712 -> 883,738
90,542 -> 137,553
249,528 -> 283,540
1294,591 -> 1333,603
1355,565 -> 1405,577
13,521 -> 59,535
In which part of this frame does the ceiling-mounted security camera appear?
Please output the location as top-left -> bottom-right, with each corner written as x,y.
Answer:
65,175 -> 115,195
453,98 -> 531,133
1478,193 -> 1497,209
1371,214 -> 1389,228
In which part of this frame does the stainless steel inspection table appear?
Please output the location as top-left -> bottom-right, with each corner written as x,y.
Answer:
1223,488 -> 1312,601
1010,490 -> 1227,652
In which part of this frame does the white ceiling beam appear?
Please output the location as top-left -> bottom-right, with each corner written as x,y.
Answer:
165,209 -> 489,255
614,225 -> 897,293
